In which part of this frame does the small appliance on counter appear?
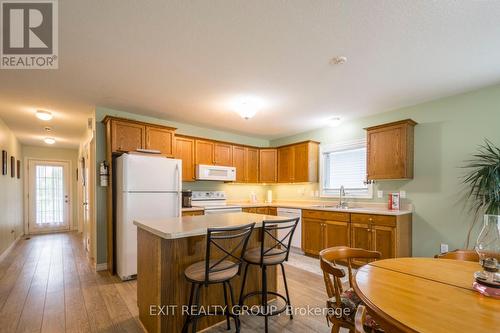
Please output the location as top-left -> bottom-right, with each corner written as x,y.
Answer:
266,189 -> 273,203
192,191 -> 242,214
182,190 -> 192,208
388,192 -> 400,210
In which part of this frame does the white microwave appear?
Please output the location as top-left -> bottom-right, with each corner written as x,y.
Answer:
196,164 -> 236,181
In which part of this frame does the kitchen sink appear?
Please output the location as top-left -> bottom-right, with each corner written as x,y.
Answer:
309,204 -> 352,210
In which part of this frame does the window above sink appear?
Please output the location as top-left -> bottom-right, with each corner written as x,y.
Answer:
319,139 -> 373,199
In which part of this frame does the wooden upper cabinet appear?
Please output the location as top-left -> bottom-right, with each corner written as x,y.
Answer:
278,146 -> 294,182
146,126 -> 174,156
110,120 -> 146,153
214,143 -> 233,166
174,136 -> 195,181
366,119 -> 417,180
277,141 -> 319,183
246,147 -> 259,183
294,141 -> 318,182
232,145 -> 246,182
259,149 -> 277,183
104,117 -> 177,155
195,139 -> 214,165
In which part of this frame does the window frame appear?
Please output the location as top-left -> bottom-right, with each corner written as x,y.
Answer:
319,139 -> 373,199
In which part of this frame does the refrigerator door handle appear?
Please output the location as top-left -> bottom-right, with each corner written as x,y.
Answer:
175,163 -> 180,191
176,192 -> 181,217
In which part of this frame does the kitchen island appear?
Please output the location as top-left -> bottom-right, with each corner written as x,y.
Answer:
134,212 -> 290,333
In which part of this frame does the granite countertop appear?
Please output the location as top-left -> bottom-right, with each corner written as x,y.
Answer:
226,200 -> 412,216
181,206 -> 205,212
134,212 -> 289,239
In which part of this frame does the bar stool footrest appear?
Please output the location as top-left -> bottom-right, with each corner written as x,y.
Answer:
240,291 -> 291,317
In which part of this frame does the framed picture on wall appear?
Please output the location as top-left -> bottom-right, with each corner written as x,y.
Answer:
1,150 -> 6,175
10,156 -> 15,178
17,160 -> 21,179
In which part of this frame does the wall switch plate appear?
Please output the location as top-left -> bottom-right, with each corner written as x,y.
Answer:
440,243 -> 449,253
377,190 -> 383,198
400,190 -> 406,198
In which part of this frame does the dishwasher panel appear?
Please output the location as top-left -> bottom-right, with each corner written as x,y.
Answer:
277,208 -> 302,251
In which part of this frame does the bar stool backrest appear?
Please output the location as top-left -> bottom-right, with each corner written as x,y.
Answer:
259,217 -> 300,265
205,223 -> 256,285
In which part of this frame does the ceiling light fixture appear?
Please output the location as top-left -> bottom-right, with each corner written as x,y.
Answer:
330,56 -> 347,65
235,102 -> 257,119
44,137 -> 56,145
328,116 -> 342,127
36,110 -> 53,121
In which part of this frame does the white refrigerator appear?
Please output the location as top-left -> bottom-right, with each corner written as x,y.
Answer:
115,153 -> 182,280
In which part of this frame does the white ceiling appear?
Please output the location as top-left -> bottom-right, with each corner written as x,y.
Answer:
1,0 -> 500,148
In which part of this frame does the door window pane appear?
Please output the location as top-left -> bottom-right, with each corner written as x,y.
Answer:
36,165 -> 64,224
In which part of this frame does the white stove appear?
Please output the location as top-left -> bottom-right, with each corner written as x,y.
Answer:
191,191 -> 242,214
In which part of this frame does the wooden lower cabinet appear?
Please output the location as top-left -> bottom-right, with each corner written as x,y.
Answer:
242,206 -> 277,216
350,222 -> 372,265
301,210 -> 412,263
182,210 -> 204,217
372,225 -> 396,260
324,220 -> 350,248
302,218 -> 324,255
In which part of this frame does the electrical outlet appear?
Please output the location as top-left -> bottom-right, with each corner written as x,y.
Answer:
400,190 -> 406,198
377,190 -> 383,198
440,243 -> 449,253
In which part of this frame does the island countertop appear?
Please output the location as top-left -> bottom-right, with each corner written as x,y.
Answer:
133,212 -> 289,239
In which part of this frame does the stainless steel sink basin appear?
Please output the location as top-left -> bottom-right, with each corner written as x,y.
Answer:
309,204 -> 353,210
309,204 -> 341,208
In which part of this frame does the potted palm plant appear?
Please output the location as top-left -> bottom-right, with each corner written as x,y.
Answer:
463,139 -> 500,296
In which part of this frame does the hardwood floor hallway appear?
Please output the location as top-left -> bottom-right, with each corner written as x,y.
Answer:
0,233 -> 333,333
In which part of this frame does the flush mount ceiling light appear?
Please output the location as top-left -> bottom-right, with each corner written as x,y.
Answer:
329,56 -> 347,65
231,97 -> 265,120
328,116 -> 342,127
44,137 -> 56,145
36,110 -> 53,121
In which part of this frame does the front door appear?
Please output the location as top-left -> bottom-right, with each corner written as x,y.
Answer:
28,160 -> 71,234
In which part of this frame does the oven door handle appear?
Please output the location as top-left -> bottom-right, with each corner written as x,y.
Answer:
204,208 -> 243,214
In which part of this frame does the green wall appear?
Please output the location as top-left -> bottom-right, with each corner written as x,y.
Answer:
94,84 -> 500,262
271,84 -> 500,257
0,117 -> 23,257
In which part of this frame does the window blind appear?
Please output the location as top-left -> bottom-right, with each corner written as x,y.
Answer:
323,147 -> 368,194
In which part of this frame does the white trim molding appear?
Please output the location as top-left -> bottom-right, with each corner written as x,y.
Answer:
95,262 -> 108,271
0,234 -> 23,263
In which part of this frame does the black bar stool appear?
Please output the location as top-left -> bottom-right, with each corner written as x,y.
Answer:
182,222 -> 255,333
238,217 -> 300,333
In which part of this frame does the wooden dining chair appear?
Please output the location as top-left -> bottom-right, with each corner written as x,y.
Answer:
319,246 -> 383,333
355,305 -> 368,333
434,249 -> 500,262
434,249 -> 479,261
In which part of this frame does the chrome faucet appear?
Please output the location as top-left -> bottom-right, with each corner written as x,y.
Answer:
338,185 -> 348,209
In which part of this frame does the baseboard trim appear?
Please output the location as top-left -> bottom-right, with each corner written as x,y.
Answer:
95,262 -> 108,271
0,234 -> 23,263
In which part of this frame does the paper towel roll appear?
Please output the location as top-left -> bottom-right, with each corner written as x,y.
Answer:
267,190 -> 273,203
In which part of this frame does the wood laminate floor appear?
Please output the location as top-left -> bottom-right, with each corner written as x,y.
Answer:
0,232 -> 338,333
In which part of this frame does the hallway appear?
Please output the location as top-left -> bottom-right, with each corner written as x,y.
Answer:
0,233 -> 331,333
0,233 -> 142,333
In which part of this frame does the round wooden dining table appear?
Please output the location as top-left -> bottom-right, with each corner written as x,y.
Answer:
353,258 -> 499,333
